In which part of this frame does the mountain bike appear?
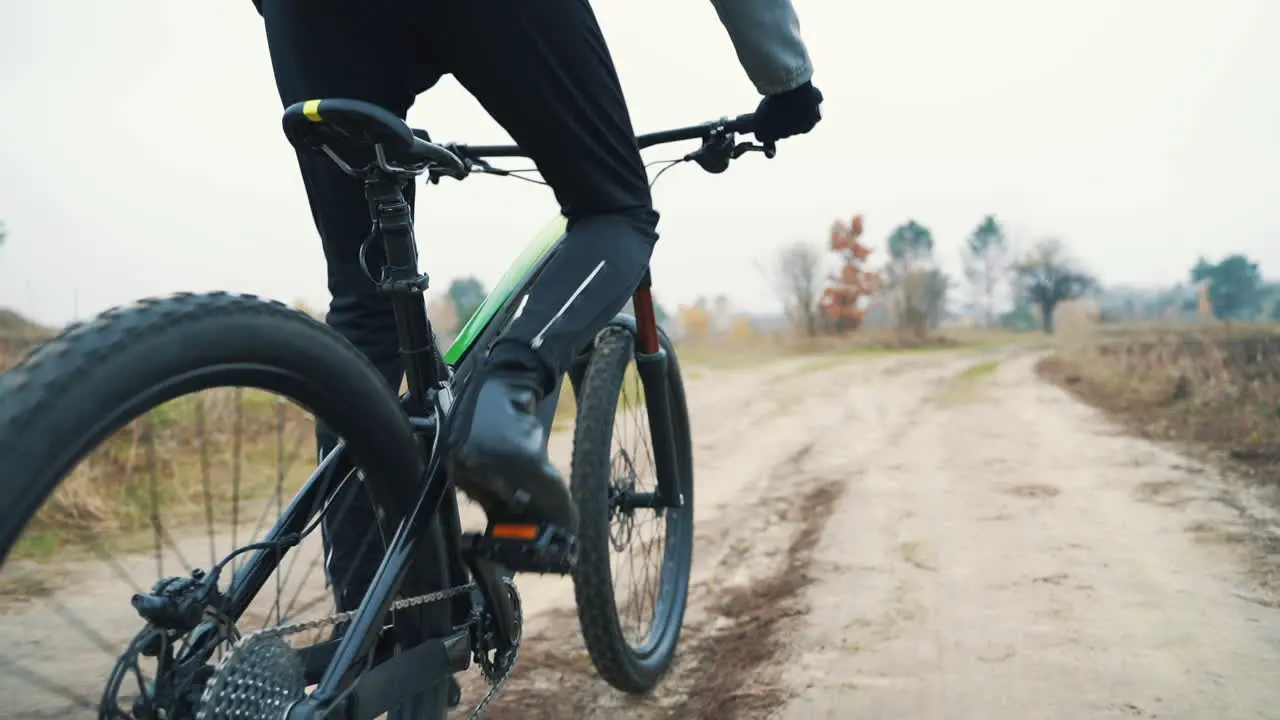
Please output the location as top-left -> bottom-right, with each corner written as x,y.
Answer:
0,97 -> 777,719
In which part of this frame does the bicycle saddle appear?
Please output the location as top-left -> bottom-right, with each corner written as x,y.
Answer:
282,97 -> 450,174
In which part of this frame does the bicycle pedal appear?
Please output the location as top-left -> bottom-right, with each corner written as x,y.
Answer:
460,523 -> 577,575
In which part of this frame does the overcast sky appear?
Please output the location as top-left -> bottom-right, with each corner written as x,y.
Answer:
1,0 -> 1276,326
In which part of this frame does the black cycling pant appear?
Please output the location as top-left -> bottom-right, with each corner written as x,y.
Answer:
260,0 -> 658,610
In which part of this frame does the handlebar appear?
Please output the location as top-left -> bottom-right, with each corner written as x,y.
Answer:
441,111 -> 771,180
634,112 -> 756,149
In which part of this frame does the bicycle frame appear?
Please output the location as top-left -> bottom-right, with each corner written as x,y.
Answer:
181,96 -> 783,716
195,175 -> 681,718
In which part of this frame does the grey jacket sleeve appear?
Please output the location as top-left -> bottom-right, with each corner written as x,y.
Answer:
710,0 -> 814,96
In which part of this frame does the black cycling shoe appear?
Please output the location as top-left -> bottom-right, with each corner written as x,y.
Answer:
447,372 -> 578,534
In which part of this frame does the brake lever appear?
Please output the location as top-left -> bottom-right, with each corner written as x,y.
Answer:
731,141 -> 777,160
429,152 -> 488,185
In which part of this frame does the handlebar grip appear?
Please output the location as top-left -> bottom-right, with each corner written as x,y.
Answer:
726,113 -> 757,135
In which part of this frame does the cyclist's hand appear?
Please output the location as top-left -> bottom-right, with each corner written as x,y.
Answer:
754,81 -> 824,143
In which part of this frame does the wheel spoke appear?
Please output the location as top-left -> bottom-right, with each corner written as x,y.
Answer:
231,389 -> 243,578
144,416 -> 164,581
275,399 -> 287,627
197,396 -> 217,570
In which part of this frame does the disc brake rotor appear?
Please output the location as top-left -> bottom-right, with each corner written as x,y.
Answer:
610,449 -> 639,551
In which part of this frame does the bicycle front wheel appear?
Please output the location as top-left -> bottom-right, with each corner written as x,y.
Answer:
570,325 -> 695,694
0,293 -> 454,719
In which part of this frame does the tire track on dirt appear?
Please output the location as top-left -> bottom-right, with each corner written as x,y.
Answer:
465,352 -> 971,719
451,355 -> 867,622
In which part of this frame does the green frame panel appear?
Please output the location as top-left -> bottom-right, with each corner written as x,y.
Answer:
443,214 -> 568,365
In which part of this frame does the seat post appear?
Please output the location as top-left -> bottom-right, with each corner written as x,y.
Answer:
364,178 -> 448,410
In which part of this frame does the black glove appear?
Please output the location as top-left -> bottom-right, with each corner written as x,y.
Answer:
754,81 -> 823,143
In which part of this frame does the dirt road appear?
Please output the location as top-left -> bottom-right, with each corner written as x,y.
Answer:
482,349 -> 1280,719
4,346 -> 1280,718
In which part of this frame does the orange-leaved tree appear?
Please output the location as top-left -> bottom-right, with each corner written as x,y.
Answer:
676,301 -> 712,344
819,215 -> 878,333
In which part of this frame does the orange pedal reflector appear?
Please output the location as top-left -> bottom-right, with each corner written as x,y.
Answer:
490,524 -> 539,541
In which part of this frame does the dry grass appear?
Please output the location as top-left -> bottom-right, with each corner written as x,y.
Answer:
9,383 -> 314,561
1038,323 -> 1280,483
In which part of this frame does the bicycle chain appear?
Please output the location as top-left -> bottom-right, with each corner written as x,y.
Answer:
199,581 -> 519,720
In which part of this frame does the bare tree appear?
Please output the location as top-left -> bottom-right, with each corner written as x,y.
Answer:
883,220 -> 941,341
768,241 -> 825,337
1011,238 -> 1096,333
921,268 -> 951,328
961,215 -> 1008,326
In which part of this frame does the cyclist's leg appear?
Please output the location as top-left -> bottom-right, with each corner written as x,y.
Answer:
425,0 -> 659,532
260,0 -> 441,611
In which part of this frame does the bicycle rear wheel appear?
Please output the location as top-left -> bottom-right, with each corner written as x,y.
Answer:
570,325 -> 694,693
0,292 -> 454,719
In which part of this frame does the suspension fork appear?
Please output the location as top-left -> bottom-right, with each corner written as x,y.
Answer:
630,271 -> 685,509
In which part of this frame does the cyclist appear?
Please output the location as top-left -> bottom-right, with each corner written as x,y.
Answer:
250,0 -> 822,607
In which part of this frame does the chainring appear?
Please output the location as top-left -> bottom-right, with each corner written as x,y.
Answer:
468,576 -> 523,718
478,576 -> 523,684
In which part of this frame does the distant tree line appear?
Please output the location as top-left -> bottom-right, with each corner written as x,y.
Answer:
319,228 -> 1280,340
1191,254 -> 1275,321
766,213 -> 1097,337
1093,254 -> 1279,324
